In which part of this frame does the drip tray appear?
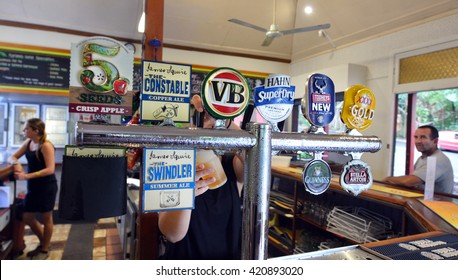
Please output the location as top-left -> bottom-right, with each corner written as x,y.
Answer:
271,245 -> 387,260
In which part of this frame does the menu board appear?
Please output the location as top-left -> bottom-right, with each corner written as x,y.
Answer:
0,47 -> 70,90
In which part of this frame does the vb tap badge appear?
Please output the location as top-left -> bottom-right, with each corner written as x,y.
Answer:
254,74 -> 295,132
302,73 -> 335,130
339,85 -> 377,196
201,67 -> 250,121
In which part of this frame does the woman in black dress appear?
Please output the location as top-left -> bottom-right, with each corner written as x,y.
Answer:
9,118 -> 58,260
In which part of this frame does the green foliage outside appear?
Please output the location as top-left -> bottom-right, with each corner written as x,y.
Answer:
397,88 -> 458,138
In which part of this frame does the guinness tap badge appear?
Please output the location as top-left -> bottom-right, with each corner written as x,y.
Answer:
254,74 -> 295,132
302,156 -> 332,195
201,67 -> 250,120
302,73 -> 335,129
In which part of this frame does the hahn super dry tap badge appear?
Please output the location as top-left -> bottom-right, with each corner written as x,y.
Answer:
201,67 -> 250,119
303,73 -> 335,127
254,74 -> 295,130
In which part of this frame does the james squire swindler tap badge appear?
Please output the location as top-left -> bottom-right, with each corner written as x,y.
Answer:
339,85 -> 376,195
302,73 -> 335,195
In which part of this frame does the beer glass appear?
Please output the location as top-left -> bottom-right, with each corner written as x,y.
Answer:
196,149 -> 227,190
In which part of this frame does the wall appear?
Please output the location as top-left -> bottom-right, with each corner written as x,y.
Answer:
289,13 -> 458,181
0,26 -> 289,74
2,14 -> 458,183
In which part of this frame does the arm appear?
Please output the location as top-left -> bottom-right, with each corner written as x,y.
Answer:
15,141 -> 56,180
8,140 -> 28,175
227,120 -> 245,191
158,163 -> 216,243
382,175 -> 423,189
158,209 -> 192,243
8,140 -> 28,165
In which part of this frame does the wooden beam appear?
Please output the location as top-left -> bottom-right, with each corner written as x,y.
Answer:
136,0 -> 164,260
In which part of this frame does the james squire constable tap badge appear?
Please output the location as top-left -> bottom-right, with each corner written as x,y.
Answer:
339,85 -> 376,195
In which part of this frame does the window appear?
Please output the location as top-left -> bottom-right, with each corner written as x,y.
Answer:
393,88 -> 458,193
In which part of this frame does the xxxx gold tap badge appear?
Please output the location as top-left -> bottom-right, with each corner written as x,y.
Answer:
302,159 -> 332,195
340,159 -> 373,196
201,67 -> 250,119
341,85 -> 376,131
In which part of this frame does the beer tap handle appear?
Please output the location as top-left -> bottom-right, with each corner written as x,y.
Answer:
158,118 -> 176,127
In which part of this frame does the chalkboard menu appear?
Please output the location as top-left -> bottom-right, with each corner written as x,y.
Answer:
0,48 -> 70,89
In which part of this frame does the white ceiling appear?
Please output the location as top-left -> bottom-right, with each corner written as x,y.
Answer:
1,0 -> 458,61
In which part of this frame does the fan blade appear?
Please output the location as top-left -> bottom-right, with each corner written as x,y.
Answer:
261,36 -> 274,47
282,23 -> 331,35
228,18 -> 267,33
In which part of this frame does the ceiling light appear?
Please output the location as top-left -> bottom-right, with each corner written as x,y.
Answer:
138,12 -> 145,33
304,6 -> 313,15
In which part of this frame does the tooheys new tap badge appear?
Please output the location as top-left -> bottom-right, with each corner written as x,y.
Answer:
304,73 -> 335,127
254,74 -> 295,125
201,67 -> 250,119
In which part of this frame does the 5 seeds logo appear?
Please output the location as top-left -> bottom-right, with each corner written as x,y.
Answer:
69,36 -> 134,116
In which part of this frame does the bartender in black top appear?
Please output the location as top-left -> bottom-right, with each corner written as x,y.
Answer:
158,95 -> 245,259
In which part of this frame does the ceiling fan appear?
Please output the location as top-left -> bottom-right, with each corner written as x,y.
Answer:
228,0 -> 331,47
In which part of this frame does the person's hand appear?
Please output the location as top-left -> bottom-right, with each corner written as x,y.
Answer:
12,162 -> 22,172
14,169 -> 26,180
195,163 -> 216,196
191,95 -> 205,113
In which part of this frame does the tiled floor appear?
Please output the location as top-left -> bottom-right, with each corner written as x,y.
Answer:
15,217 -> 123,260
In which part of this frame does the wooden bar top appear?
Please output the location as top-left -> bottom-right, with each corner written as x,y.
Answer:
0,164 -> 13,181
363,230 -> 447,249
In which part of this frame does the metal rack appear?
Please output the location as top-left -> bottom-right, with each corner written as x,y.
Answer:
326,206 -> 392,243
74,121 -> 381,260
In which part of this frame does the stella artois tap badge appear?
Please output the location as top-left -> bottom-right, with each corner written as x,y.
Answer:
301,73 -> 335,195
201,67 -> 250,128
254,74 -> 295,132
339,85 -> 376,195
